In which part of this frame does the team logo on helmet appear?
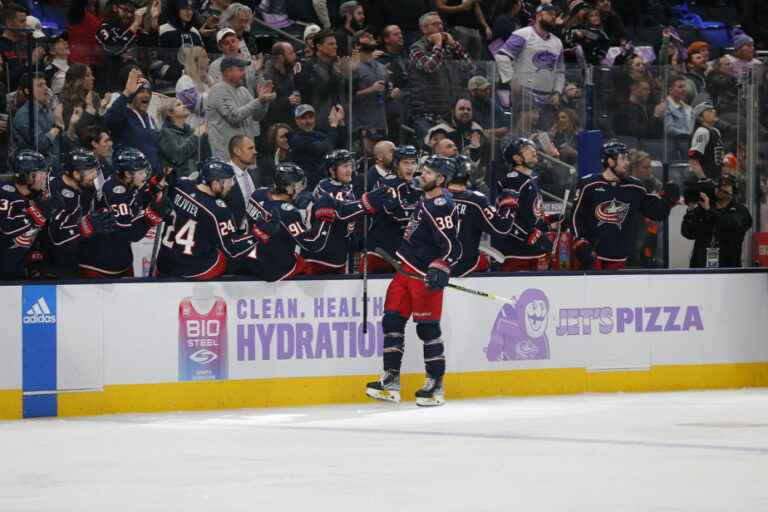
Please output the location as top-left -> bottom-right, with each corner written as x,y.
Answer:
595,199 -> 630,228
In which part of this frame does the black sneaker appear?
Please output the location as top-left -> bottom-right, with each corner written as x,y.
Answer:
366,371 -> 401,403
415,376 -> 445,407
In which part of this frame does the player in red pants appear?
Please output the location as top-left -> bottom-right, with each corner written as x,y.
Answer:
366,156 -> 461,407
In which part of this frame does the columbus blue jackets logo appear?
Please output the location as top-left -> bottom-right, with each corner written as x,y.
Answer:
533,194 -> 544,219
595,199 -> 630,228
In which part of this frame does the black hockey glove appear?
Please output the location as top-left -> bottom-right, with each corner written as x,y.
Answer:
361,186 -> 396,214
572,238 -> 594,269
80,211 -> 116,238
425,259 -> 450,290
145,194 -> 172,226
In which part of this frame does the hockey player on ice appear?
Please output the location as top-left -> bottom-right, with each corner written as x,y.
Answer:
366,156 -> 462,407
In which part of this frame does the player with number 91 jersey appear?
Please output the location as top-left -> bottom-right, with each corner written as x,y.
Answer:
158,179 -> 258,279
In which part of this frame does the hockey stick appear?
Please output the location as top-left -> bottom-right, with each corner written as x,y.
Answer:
550,188 -> 570,259
362,155 -> 369,334
479,242 -> 505,264
374,247 -> 518,306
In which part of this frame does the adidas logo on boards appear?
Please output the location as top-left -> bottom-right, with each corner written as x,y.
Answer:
23,297 -> 56,324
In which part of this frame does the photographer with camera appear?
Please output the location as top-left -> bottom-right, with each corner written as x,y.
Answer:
681,175 -> 752,268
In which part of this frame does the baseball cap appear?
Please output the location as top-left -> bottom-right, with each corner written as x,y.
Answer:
536,3 -> 557,15
468,75 -> 490,90
220,56 -> 251,71
216,28 -> 237,45
693,102 -> 715,119
352,29 -> 373,45
304,24 -> 321,41
424,125 -> 449,146
26,16 -> 46,39
294,104 -> 316,118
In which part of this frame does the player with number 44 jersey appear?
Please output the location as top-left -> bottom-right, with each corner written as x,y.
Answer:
366,156 -> 462,408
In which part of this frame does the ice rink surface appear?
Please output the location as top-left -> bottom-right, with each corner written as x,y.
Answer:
1,389 -> 767,512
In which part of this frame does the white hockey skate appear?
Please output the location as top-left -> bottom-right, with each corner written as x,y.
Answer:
366,371 -> 401,403
415,376 -> 445,407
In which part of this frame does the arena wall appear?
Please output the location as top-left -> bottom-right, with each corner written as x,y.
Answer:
2,271 -> 767,419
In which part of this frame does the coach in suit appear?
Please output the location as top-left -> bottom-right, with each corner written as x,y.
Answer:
226,134 -> 260,230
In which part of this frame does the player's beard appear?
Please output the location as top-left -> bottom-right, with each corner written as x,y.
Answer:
421,176 -> 437,192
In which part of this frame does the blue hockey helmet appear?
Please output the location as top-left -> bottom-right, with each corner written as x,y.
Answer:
601,140 -> 629,168
323,149 -> 356,176
114,147 -> 150,175
13,149 -> 48,181
274,162 -> 307,190
197,158 -> 235,185
67,148 -> 99,173
422,155 -> 457,182
502,137 -> 536,165
393,145 -> 418,165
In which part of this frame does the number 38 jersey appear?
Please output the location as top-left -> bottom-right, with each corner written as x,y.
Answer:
158,181 -> 257,279
396,190 -> 462,275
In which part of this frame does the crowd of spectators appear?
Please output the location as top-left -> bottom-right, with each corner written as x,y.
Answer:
0,0 -> 766,273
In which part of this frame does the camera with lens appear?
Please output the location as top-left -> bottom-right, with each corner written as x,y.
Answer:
683,179 -> 716,205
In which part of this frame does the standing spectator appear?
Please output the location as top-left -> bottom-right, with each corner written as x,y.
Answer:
594,0 -> 627,46
563,7 -> 610,66
208,28 -> 263,92
12,72 -> 67,170
378,24 -> 409,142
665,76 -> 693,159
408,11 -> 473,142
295,29 -> 349,131
684,49 -> 709,105
687,41 -> 710,65
335,1 -> 365,57
206,57 -> 275,159
80,125 -> 115,191
287,103 -> 345,190
725,30 -> 762,81
612,55 -> 661,110
0,53 -> 9,174
492,4 -> 564,113
550,108 -> 579,164
0,4 -> 45,90
158,98 -> 209,178
103,69 -> 161,171
156,0 -> 204,84
490,0 -> 530,47
262,42 -> 302,132
706,57 -> 739,124
613,80 -> 664,139
467,75 -> 510,139
352,30 -> 394,133
429,97 -> 488,167
96,0 -> 161,91
257,122 -> 292,187
219,3 -> 255,59
200,0 -> 233,30
225,134 -> 259,230
627,149 -> 663,268
175,46 -> 212,130
60,64 -> 103,138
67,0 -> 106,92
44,33 -> 70,95
436,0 -> 492,61
688,102 -> 724,181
